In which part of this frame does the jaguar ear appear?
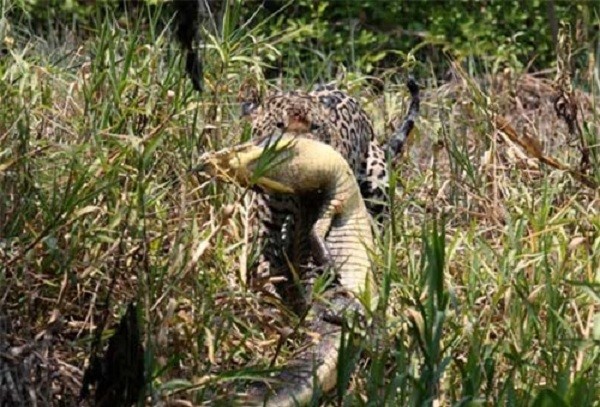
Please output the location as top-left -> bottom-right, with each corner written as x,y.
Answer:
237,78 -> 263,118
241,101 -> 258,117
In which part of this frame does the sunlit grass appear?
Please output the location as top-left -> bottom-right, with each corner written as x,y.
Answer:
1,3 -> 599,406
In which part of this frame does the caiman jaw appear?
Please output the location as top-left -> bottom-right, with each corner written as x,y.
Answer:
196,142 -> 262,183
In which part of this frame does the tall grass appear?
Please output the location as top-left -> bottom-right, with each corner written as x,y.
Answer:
1,2 -> 599,406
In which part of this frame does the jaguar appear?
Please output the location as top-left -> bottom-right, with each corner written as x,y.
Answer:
237,80 -> 419,307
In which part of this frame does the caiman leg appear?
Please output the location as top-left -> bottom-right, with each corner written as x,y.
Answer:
309,231 -> 334,269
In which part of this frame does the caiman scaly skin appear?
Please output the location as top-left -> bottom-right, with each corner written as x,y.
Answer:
199,135 -> 376,406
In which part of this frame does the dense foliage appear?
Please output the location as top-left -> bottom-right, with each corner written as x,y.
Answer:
1,1 -> 599,406
7,0 -> 599,78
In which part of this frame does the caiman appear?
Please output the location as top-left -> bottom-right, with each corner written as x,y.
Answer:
199,134 -> 377,406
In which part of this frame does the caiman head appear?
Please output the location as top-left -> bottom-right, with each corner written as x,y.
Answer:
196,136 -> 297,194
